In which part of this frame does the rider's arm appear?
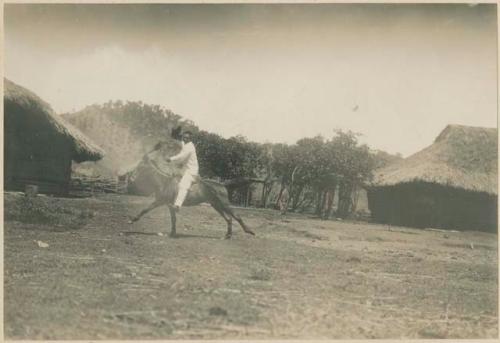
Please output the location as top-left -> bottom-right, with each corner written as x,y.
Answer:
169,144 -> 192,162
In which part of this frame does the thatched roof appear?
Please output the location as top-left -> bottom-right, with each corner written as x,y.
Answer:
372,124 -> 498,195
4,78 -> 104,162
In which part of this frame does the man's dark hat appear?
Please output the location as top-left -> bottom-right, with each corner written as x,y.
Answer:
171,126 -> 183,140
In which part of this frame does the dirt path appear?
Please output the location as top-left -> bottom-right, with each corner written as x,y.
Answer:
4,193 -> 498,339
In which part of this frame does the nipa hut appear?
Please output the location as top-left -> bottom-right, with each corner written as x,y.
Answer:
4,78 -> 104,195
367,125 -> 497,232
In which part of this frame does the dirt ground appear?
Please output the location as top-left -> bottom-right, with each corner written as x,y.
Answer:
4,192 -> 498,339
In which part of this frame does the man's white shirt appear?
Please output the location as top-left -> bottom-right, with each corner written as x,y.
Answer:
170,141 -> 199,175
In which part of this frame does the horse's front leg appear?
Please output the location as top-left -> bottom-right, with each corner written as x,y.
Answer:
168,206 -> 177,238
129,198 -> 163,224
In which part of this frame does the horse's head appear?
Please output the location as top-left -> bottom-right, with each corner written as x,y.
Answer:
127,151 -> 184,195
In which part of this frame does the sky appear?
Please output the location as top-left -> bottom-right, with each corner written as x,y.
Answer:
4,3 -> 498,156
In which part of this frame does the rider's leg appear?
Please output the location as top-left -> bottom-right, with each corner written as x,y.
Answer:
174,173 -> 194,210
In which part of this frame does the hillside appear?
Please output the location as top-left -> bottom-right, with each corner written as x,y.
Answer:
62,101 -> 197,177
372,150 -> 404,170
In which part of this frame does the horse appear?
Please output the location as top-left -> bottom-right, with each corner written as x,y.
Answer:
127,148 -> 255,239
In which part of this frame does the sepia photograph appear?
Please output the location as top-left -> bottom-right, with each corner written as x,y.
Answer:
3,2 -> 498,339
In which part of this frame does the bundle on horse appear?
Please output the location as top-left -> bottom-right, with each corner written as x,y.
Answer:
127,129 -> 255,239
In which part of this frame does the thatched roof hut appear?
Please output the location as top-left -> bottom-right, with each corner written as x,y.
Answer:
368,125 -> 497,232
4,78 -> 104,195
372,125 -> 497,194
4,79 -> 104,161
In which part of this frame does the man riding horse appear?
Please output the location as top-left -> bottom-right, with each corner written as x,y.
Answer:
163,130 -> 198,212
129,127 -> 255,238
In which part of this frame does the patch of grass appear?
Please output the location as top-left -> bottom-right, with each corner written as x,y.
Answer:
209,306 -> 228,316
443,242 -> 497,251
249,268 -> 272,281
288,228 -> 327,241
418,325 -> 448,339
365,236 -> 385,242
346,256 -> 362,263
5,195 -> 94,230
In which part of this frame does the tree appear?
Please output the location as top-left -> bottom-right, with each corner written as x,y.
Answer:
327,130 -> 376,218
266,130 -> 378,218
192,131 -> 266,205
258,143 -> 275,208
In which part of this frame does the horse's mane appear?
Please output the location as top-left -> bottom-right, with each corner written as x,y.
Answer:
146,150 -> 183,179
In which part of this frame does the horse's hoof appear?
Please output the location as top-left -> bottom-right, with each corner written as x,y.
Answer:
246,230 -> 255,236
128,219 -> 134,225
169,233 -> 178,238
157,232 -> 164,236
224,234 -> 232,240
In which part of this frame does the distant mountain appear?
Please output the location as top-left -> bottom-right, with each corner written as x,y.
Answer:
62,100 -> 198,177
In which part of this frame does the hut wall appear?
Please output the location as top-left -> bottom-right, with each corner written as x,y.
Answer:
4,101 -> 74,195
367,182 -> 497,232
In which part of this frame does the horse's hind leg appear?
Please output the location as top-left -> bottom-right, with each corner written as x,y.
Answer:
208,201 -> 232,238
211,204 -> 233,239
224,207 -> 255,236
167,206 -> 177,238
129,198 -> 164,224
202,182 -> 253,237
